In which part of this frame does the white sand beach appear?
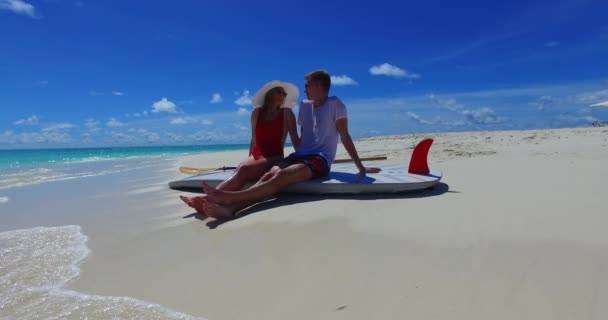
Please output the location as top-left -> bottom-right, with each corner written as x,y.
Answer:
2,127 -> 608,319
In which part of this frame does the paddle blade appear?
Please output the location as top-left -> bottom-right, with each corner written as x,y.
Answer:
179,166 -> 237,175
408,139 -> 433,175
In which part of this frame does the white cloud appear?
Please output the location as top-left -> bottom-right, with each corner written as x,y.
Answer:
128,128 -> 160,142
575,89 -> 608,105
80,132 -> 93,144
0,196 -> 9,204
37,80 -> 48,85
188,129 -> 249,144
40,130 -> 72,143
331,75 -> 358,86
0,130 -> 17,144
166,132 -> 185,143
75,1 -> 84,8
142,130 -> 160,142
428,94 -> 505,125
210,93 -> 223,104
112,91 -> 124,96
405,112 -> 467,127
545,41 -> 560,47
106,118 -> 124,127
462,107 -> 503,124
577,108 -> 592,115
234,90 -> 252,106
41,123 -> 73,132
110,132 -> 135,143
84,118 -> 100,132
234,124 -> 248,131
557,114 -> 598,124
406,112 -> 433,125
126,111 -> 148,117
170,117 -> 193,125
237,107 -> 249,116
590,101 -> 608,108
530,95 -> 560,111
2,129 -> 73,144
427,94 -> 461,111
369,63 -> 420,79
13,115 -> 39,126
170,116 -> 213,125
0,0 -> 37,18
151,97 -> 177,113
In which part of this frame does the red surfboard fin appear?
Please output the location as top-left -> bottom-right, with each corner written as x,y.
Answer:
408,139 -> 433,175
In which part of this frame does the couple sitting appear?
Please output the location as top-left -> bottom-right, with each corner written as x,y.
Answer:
181,69 -> 380,219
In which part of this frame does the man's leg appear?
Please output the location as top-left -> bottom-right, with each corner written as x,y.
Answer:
203,163 -> 313,205
195,197 -> 259,220
216,157 -> 277,191
200,164 -> 313,219
180,157 -> 277,212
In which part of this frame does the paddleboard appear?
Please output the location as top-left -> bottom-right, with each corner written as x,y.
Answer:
168,139 -> 442,195
169,164 -> 441,194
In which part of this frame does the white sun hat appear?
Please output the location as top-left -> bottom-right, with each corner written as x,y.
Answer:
251,80 -> 300,109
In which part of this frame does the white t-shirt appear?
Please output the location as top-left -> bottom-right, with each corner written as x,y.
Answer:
294,96 -> 347,167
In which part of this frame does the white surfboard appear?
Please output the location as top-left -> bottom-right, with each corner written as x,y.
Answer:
168,139 -> 442,195
169,163 -> 441,194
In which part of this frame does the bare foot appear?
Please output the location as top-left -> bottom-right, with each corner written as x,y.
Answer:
180,195 -> 195,208
199,197 -> 235,220
180,195 -> 207,215
202,181 -> 232,205
190,197 -> 208,215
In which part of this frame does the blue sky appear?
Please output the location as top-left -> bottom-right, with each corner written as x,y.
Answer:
1,0 -> 607,148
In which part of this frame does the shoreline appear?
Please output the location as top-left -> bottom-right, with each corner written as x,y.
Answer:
1,126 -> 608,319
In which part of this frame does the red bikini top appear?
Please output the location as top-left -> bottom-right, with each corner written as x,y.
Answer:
251,109 -> 284,160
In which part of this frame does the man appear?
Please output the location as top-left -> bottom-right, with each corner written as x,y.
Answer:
199,69 -> 381,218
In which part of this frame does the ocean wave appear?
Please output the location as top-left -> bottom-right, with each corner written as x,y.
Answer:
0,168 -> 125,190
0,196 -> 9,203
0,226 -> 204,320
0,168 -> 68,189
60,154 -> 165,164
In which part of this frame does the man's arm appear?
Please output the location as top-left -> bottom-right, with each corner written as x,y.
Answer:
336,118 -> 381,174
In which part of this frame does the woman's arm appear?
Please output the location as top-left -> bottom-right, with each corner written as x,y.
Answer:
249,108 -> 260,156
284,109 -> 301,150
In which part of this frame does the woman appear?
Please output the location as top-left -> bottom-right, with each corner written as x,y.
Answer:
181,80 -> 300,213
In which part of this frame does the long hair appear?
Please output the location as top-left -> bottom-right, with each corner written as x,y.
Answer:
261,87 -> 283,114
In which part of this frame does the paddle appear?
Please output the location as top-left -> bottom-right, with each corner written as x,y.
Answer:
179,166 -> 237,175
178,156 -> 387,175
333,156 -> 387,163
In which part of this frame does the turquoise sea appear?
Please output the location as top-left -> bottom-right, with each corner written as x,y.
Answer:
0,145 -> 251,318
0,144 -> 249,190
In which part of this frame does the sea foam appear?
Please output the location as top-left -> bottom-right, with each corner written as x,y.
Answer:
0,225 -> 204,319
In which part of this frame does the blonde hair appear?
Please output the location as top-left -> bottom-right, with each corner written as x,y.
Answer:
304,69 -> 331,92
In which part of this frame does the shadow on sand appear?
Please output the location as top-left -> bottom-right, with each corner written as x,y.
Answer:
182,182 -> 454,229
